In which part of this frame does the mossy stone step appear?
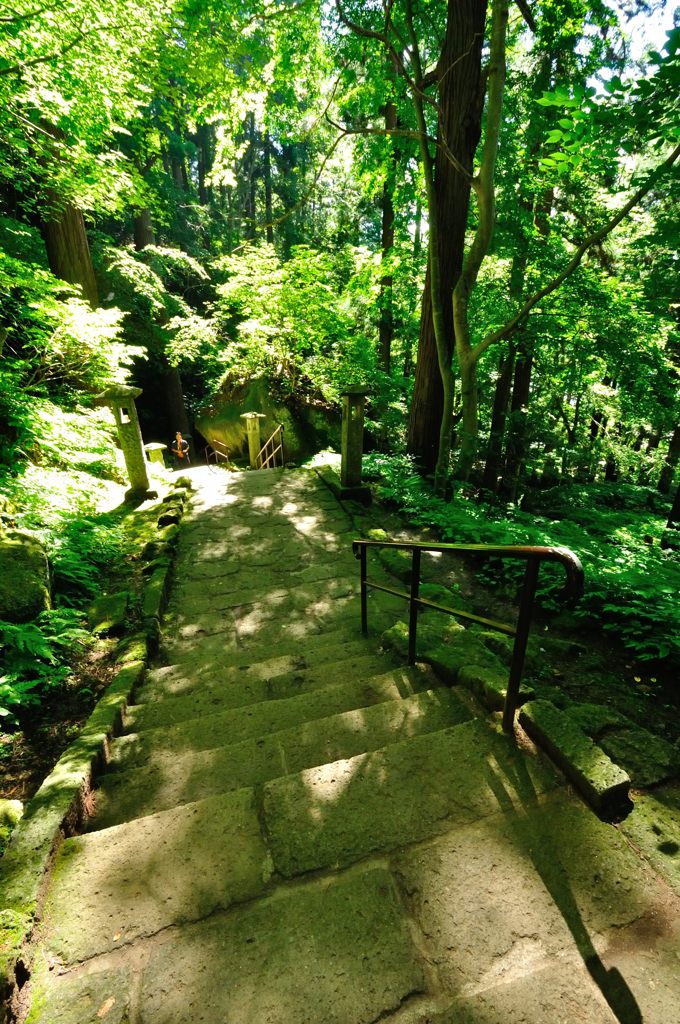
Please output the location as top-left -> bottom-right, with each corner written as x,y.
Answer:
125,663 -> 430,737
30,867 -> 423,1024
262,719 -> 559,878
89,688 -> 473,831
40,789 -> 271,966
158,624 -> 369,668
129,652 -> 408,728
109,669 -> 404,771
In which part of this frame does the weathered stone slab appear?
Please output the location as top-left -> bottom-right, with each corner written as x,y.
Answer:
263,720 -> 558,878
394,790 -> 671,1002
0,530 -> 51,622
139,868 -> 423,1024
87,591 -> 130,635
620,784 -> 680,896
26,960 -> 133,1024
437,958 -> 616,1024
520,700 -> 631,818
43,789 -> 272,964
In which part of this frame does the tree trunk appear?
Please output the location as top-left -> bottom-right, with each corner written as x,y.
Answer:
42,204 -> 99,308
163,365 -> 191,438
406,0 -> 487,473
481,347 -> 515,492
658,424 -> 680,494
263,131 -> 274,244
378,60 -> 398,373
661,481 -> 680,550
133,209 -> 155,251
501,344 -> 533,499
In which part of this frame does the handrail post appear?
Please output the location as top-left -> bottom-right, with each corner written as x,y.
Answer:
503,556 -> 540,733
408,547 -> 421,666
360,544 -> 368,635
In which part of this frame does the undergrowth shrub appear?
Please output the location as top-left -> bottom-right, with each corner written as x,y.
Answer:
363,453 -> 680,665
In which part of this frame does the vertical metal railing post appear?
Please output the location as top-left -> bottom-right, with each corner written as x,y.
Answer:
360,544 -> 368,635
408,547 -> 422,665
502,556 -> 540,733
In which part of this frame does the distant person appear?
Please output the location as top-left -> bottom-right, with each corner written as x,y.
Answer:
171,431 -> 190,466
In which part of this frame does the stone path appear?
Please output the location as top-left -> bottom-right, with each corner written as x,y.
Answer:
23,469 -> 680,1023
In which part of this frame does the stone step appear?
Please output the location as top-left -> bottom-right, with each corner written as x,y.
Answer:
129,652 -> 409,728
109,667 -> 407,771
157,621 -> 368,668
33,866 -> 424,1022
262,718 -> 559,878
89,687 -> 473,831
126,663 -> 428,737
48,712 -> 548,970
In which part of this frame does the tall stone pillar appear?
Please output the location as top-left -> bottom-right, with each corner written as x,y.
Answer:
96,385 -> 155,499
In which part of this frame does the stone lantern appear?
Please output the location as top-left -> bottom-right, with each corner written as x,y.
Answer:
338,385 -> 371,503
96,385 -> 155,499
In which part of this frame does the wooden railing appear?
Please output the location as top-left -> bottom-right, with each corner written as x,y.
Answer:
352,539 -> 584,733
256,424 -> 284,469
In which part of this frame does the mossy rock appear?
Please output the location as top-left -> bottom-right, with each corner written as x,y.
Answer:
424,634 -> 504,686
458,665 -> 534,712
564,703 -> 629,739
87,592 -> 129,636
599,728 -> 680,788
419,583 -> 460,609
114,633 -> 149,666
366,528 -> 389,542
0,530 -> 51,623
377,547 -> 412,583
0,800 -> 23,855
519,699 -> 631,818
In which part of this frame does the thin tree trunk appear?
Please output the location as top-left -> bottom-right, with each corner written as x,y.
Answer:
378,58 -> 398,373
658,424 -> 680,494
163,365 -> 191,438
661,481 -> 680,550
481,347 -> 515,492
501,344 -> 533,499
263,130 -> 274,244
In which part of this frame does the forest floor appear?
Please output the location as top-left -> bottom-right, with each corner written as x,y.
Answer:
1,462 -> 678,807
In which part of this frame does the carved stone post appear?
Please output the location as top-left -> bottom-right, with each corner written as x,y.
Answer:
337,386 -> 371,503
96,385 -> 155,499
240,412 -> 266,469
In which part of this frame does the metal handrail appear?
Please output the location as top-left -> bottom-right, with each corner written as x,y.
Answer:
256,424 -> 284,470
352,539 -> 584,733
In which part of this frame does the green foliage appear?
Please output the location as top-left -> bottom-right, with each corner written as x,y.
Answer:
210,241 -> 390,403
363,454 -> 679,666
0,609 -> 90,724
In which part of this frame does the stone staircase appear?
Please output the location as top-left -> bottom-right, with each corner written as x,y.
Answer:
23,469 -> 680,1024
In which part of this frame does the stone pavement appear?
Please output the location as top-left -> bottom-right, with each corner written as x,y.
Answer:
22,469 -> 680,1023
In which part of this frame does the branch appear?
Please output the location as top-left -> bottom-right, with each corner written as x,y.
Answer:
472,142 -> 680,361
335,0 -> 439,113
514,0 -> 536,32
0,20 -> 128,76
325,112 -> 433,147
